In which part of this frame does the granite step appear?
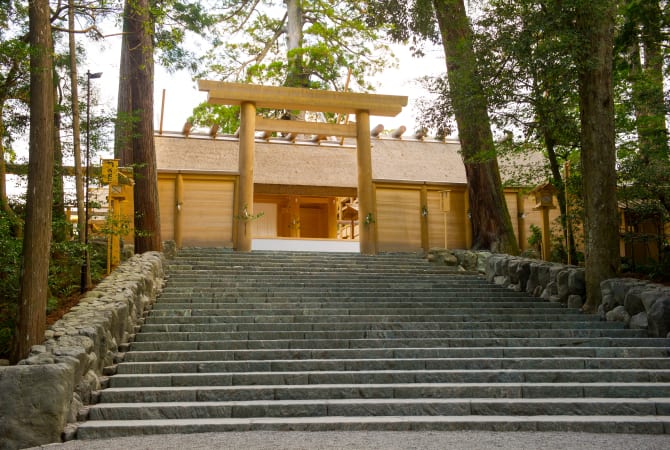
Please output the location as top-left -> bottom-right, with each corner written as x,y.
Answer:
77,249 -> 670,439
75,415 -> 670,438
121,347 -> 670,363
126,337 -> 666,352
137,321 -> 628,332
96,382 -> 670,403
115,357 -> 670,375
131,329 -> 647,344
86,398 -> 670,421
106,369 -> 670,388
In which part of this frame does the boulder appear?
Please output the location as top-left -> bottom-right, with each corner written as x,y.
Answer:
0,363 -> 74,450
606,305 -> 630,325
568,269 -> 585,294
648,295 -> 670,338
475,251 -> 491,274
567,295 -> 583,309
516,260 -> 531,293
526,263 -> 540,295
557,270 -> 570,302
623,286 -> 647,316
629,312 -> 648,330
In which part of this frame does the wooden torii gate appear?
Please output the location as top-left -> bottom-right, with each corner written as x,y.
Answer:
198,81 -> 408,254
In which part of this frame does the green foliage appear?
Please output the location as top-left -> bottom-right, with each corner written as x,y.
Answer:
189,103 -> 240,133
200,0 -> 393,92
0,211 -> 21,356
0,208 -> 110,358
527,224 -> 542,252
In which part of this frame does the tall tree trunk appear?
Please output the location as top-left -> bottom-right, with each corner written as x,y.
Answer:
284,0 -> 309,88
127,0 -> 162,252
543,134 -> 577,263
68,0 -> 85,245
115,0 -> 133,165
11,0 -> 54,363
432,0 -> 519,254
576,0 -> 619,312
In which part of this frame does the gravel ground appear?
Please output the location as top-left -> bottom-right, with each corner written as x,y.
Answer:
28,431 -> 670,450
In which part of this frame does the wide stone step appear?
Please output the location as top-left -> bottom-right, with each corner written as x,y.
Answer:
150,301 -> 558,310
75,415 -> 670,438
121,346 -> 670,363
142,313 -> 606,323
80,249 -> 670,440
142,314 -> 604,325
115,357 -> 670,375
146,308 -> 580,318
86,398 -> 670,421
127,337 -> 666,352
159,290 -> 509,298
166,267 -> 461,275
106,369 -> 670,388
131,329 -> 645,344
138,321 -> 625,333
147,306 -> 573,317
96,382 -> 670,403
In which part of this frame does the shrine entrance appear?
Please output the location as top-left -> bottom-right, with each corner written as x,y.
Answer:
197,81 -> 407,254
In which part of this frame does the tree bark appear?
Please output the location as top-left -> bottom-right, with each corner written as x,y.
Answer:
127,0 -> 162,252
11,0 -> 54,363
115,0 -> 133,165
576,0 -> 619,312
284,0 -> 309,88
432,0 -> 519,254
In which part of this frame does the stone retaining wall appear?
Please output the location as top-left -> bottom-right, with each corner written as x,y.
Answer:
428,249 -> 670,338
476,252 -> 669,338
0,252 -> 165,450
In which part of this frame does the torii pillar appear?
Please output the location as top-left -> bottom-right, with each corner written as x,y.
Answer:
198,81 -> 407,254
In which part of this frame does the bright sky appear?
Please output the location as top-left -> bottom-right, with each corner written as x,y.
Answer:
88,38 -> 446,137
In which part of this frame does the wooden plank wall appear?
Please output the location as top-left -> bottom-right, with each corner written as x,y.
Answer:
376,187 -> 422,252
375,183 -> 563,254
158,174 -> 236,248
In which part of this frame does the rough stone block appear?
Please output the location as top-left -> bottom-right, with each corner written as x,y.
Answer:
0,363 -> 74,450
629,311 -> 648,330
648,295 -> 670,338
606,305 -> 630,325
526,263 -> 540,295
516,260 -> 531,292
567,295 -> 583,309
568,269 -> 585,294
557,270 -> 570,302
624,287 -> 647,316
508,260 -> 520,284
537,264 -> 551,289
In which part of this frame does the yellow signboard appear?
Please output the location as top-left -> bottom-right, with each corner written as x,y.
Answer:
101,159 -> 119,185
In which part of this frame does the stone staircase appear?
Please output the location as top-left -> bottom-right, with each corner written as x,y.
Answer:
76,249 -> 670,438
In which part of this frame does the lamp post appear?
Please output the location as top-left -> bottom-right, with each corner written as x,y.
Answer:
80,70 -> 102,293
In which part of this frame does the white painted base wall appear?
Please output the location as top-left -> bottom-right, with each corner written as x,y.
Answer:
252,238 -> 360,253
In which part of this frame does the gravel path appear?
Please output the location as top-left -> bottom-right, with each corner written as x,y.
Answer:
28,431 -> 670,450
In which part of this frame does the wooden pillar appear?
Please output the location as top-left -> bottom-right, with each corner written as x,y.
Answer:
464,189 -> 472,249
541,207 -> 551,261
174,173 -> 184,249
356,110 -> 376,254
288,195 -> 300,238
237,101 -> 256,252
328,198 -> 338,238
420,185 -> 429,253
516,191 -> 525,251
